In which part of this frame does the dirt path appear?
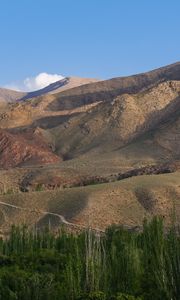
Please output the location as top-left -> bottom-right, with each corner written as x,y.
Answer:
0,200 -> 104,233
0,201 -> 141,233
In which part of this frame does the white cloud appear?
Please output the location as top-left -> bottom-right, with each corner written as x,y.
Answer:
5,72 -> 64,92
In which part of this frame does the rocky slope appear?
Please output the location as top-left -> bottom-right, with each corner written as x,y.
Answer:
0,88 -> 25,104
21,76 -> 99,100
0,62 -> 179,232
49,80 -> 180,160
47,62 -> 180,111
0,129 -> 60,168
0,76 -> 100,104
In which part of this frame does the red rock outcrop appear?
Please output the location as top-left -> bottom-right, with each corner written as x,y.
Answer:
0,130 -> 61,168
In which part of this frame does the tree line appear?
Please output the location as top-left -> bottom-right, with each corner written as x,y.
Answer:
0,217 -> 179,299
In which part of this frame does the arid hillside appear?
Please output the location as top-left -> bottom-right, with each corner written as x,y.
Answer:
0,88 -> 25,104
0,62 -> 179,233
21,76 -> 100,100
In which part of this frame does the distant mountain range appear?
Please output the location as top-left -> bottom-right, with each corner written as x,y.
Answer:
0,76 -> 99,103
0,62 -> 179,233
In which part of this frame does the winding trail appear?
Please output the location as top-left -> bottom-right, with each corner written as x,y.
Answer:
0,200 -> 104,233
0,201 -> 140,233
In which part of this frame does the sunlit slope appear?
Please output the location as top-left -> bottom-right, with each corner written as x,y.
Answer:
0,172 -> 179,232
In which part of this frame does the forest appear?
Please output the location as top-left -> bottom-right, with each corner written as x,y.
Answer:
0,217 -> 179,300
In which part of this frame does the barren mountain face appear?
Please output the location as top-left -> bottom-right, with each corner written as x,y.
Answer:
0,62 -> 179,233
0,88 -> 26,103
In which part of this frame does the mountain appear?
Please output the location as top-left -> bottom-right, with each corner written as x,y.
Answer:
0,62 -> 179,233
53,80 -> 180,160
21,76 -> 100,100
0,76 -> 100,104
0,88 -> 25,104
0,129 -> 61,168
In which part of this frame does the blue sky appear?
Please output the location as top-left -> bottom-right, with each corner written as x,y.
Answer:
0,0 -> 180,89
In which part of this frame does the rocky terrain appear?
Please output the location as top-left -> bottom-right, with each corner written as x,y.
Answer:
0,88 -> 25,103
0,62 -> 179,233
0,129 -> 60,168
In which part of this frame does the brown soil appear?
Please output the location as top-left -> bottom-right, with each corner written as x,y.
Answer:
0,62 -> 179,232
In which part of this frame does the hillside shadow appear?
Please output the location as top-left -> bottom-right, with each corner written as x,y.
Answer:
114,95 -> 180,152
46,93 -> 107,111
32,113 -> 81,129
37,189 -> 88,227
47,64 -> 180,112
20,78 -> 69,101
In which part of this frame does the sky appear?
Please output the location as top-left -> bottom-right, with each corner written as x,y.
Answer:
0,0 -> 180,91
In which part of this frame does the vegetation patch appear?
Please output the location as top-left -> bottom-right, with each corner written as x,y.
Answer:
0,217 -> 179,299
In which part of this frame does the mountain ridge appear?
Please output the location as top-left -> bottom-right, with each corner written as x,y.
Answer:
0,76 -> 100,103
0,62 -> 179,232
